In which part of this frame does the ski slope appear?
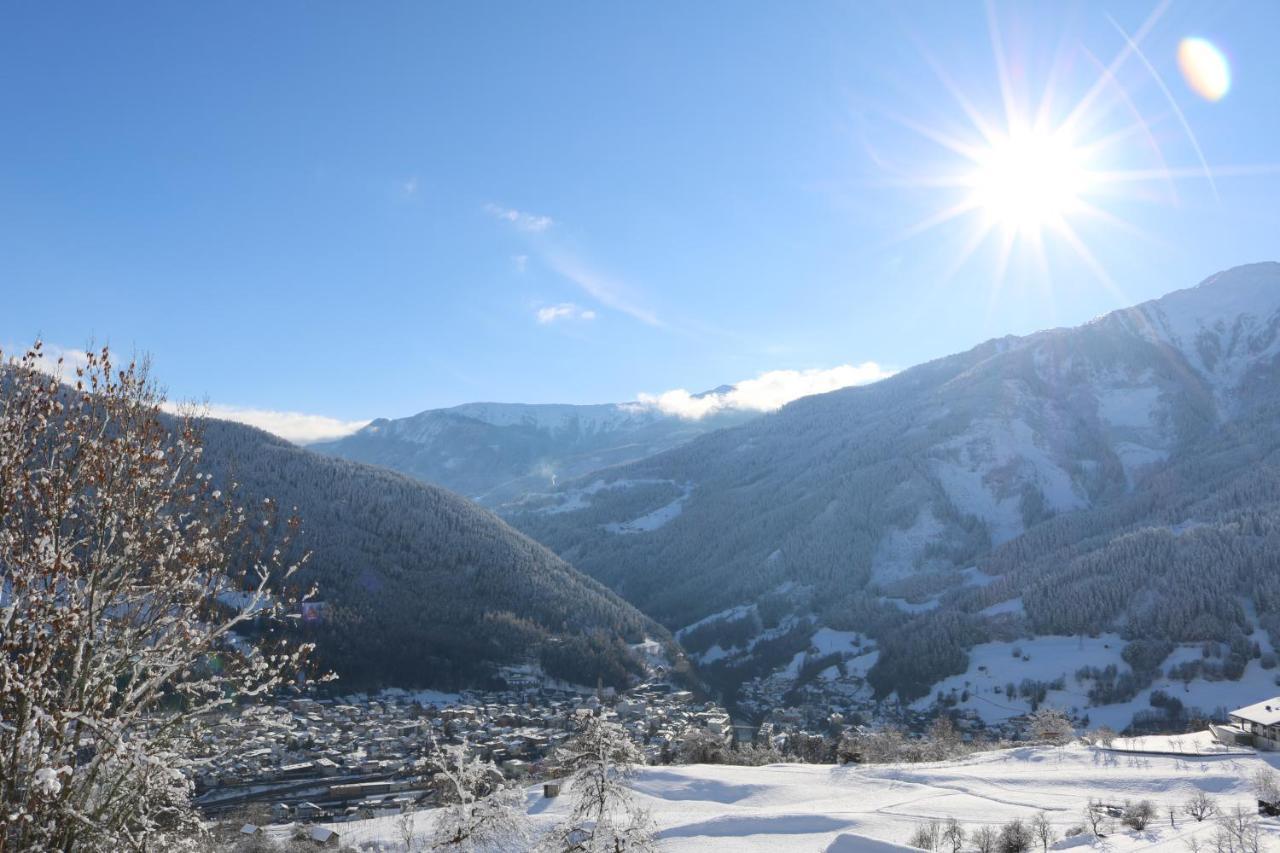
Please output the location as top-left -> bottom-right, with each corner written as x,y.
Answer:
302,737 -> 1280,851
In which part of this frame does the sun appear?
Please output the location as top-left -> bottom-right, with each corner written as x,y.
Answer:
883,3 -> 1262,291
967,125 -> 1092,236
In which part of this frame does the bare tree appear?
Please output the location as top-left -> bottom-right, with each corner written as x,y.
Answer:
398,809 -> 420,852
1087,726 -> 1116,748
0,344 -> 319,851
1084,798 -> 1109,838
972,825 -> 999,853
1213,805 -> 1261,853
1184,791 -> 1218,822
429,742 -> 529,851
1123,799 -> 1156,830
1027,707 -> 1074,745
908,820 -> 940,851
926,717 -> 963,760
860,726 -> 910,763
542,717 -> 656,852
941,816 -> 965,853
1029,811 -> 1055,851
998,818 -> 1032,853
1249,767 -> 1280,806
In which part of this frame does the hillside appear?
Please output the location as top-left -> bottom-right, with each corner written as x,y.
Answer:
313,737 -> 1280,851
507,263 -> 1280,725
312,396 -> 753,505
196,418 -> 671,690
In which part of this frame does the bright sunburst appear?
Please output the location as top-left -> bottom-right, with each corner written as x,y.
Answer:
885,3 -> 1272,291
967,124 -> 1092,236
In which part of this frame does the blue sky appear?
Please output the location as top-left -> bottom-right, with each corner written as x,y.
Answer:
3,2 -> 1278,441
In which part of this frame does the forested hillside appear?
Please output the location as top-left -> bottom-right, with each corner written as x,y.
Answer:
313,398 -> 753,505
196,418 -> 669,690
508,263 -> 1280,713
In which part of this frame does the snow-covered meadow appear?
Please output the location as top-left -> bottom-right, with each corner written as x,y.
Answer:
292,736 -> 1280,851
910,627 -> 1280,732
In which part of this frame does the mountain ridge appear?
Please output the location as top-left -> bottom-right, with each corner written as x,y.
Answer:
505,262 -> 1280,723
193,417 -> 675,691
313,392 -> 756,505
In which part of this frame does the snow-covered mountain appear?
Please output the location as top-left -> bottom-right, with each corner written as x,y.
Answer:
510,263 -> 1280,727
313,394 -> 754,505
194,417 -> 668,690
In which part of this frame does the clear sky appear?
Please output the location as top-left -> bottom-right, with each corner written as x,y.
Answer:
3,2 -> 1278,441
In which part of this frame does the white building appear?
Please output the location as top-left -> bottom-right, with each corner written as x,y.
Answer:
1219,697 -> 1280,750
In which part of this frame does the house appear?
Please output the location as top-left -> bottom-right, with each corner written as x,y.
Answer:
279,760 -> 315,779
1220,697 -> 1280,750
307,825 -> 340,847
295,801 -> 324,820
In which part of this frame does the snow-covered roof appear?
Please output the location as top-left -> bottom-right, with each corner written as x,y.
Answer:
1230,697 -> 1280,726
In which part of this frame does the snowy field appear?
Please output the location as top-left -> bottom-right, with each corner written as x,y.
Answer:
910,630 -> 1280,732
1102,730 -> 1254,757
293,739 -> 1280,851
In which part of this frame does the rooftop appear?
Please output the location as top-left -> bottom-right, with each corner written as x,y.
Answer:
1229,696 -> 1280,726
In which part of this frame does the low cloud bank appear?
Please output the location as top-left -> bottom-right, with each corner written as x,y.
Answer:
11,341 -> 370,446
193,404 -> 370,445
637,362 -> 894,420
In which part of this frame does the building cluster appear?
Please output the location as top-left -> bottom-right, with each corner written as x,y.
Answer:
743,693 -> 1000,751
195,679 -> 732,828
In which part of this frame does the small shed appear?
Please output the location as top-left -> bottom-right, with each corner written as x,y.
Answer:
308,825 -> 340,847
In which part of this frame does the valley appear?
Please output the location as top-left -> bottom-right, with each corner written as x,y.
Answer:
9,5 -> 1280,848
279,263 -> 1280,742
488,263 -> 1280,733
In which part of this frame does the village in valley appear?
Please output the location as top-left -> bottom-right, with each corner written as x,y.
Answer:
199,680 -> 1280,851
195,668 -> 733,839
193,619 -> 1280,850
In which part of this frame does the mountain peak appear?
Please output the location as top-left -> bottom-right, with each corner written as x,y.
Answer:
693,384 -> 736,399
1194,260 -> 1280,289
1117,261 -> 1280,389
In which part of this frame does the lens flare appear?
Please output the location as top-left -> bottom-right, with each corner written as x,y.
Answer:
1177,37 -> 1230,102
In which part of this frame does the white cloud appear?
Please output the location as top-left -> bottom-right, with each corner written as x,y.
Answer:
177,403 -> 370,446
637,362 -> 894,419
485,206 -> 662,329
401,176 -> 419,197
10,341 -> 368,446
485,203 -> 554,232
536,303 -> 597,324
543,250 -> 663,327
